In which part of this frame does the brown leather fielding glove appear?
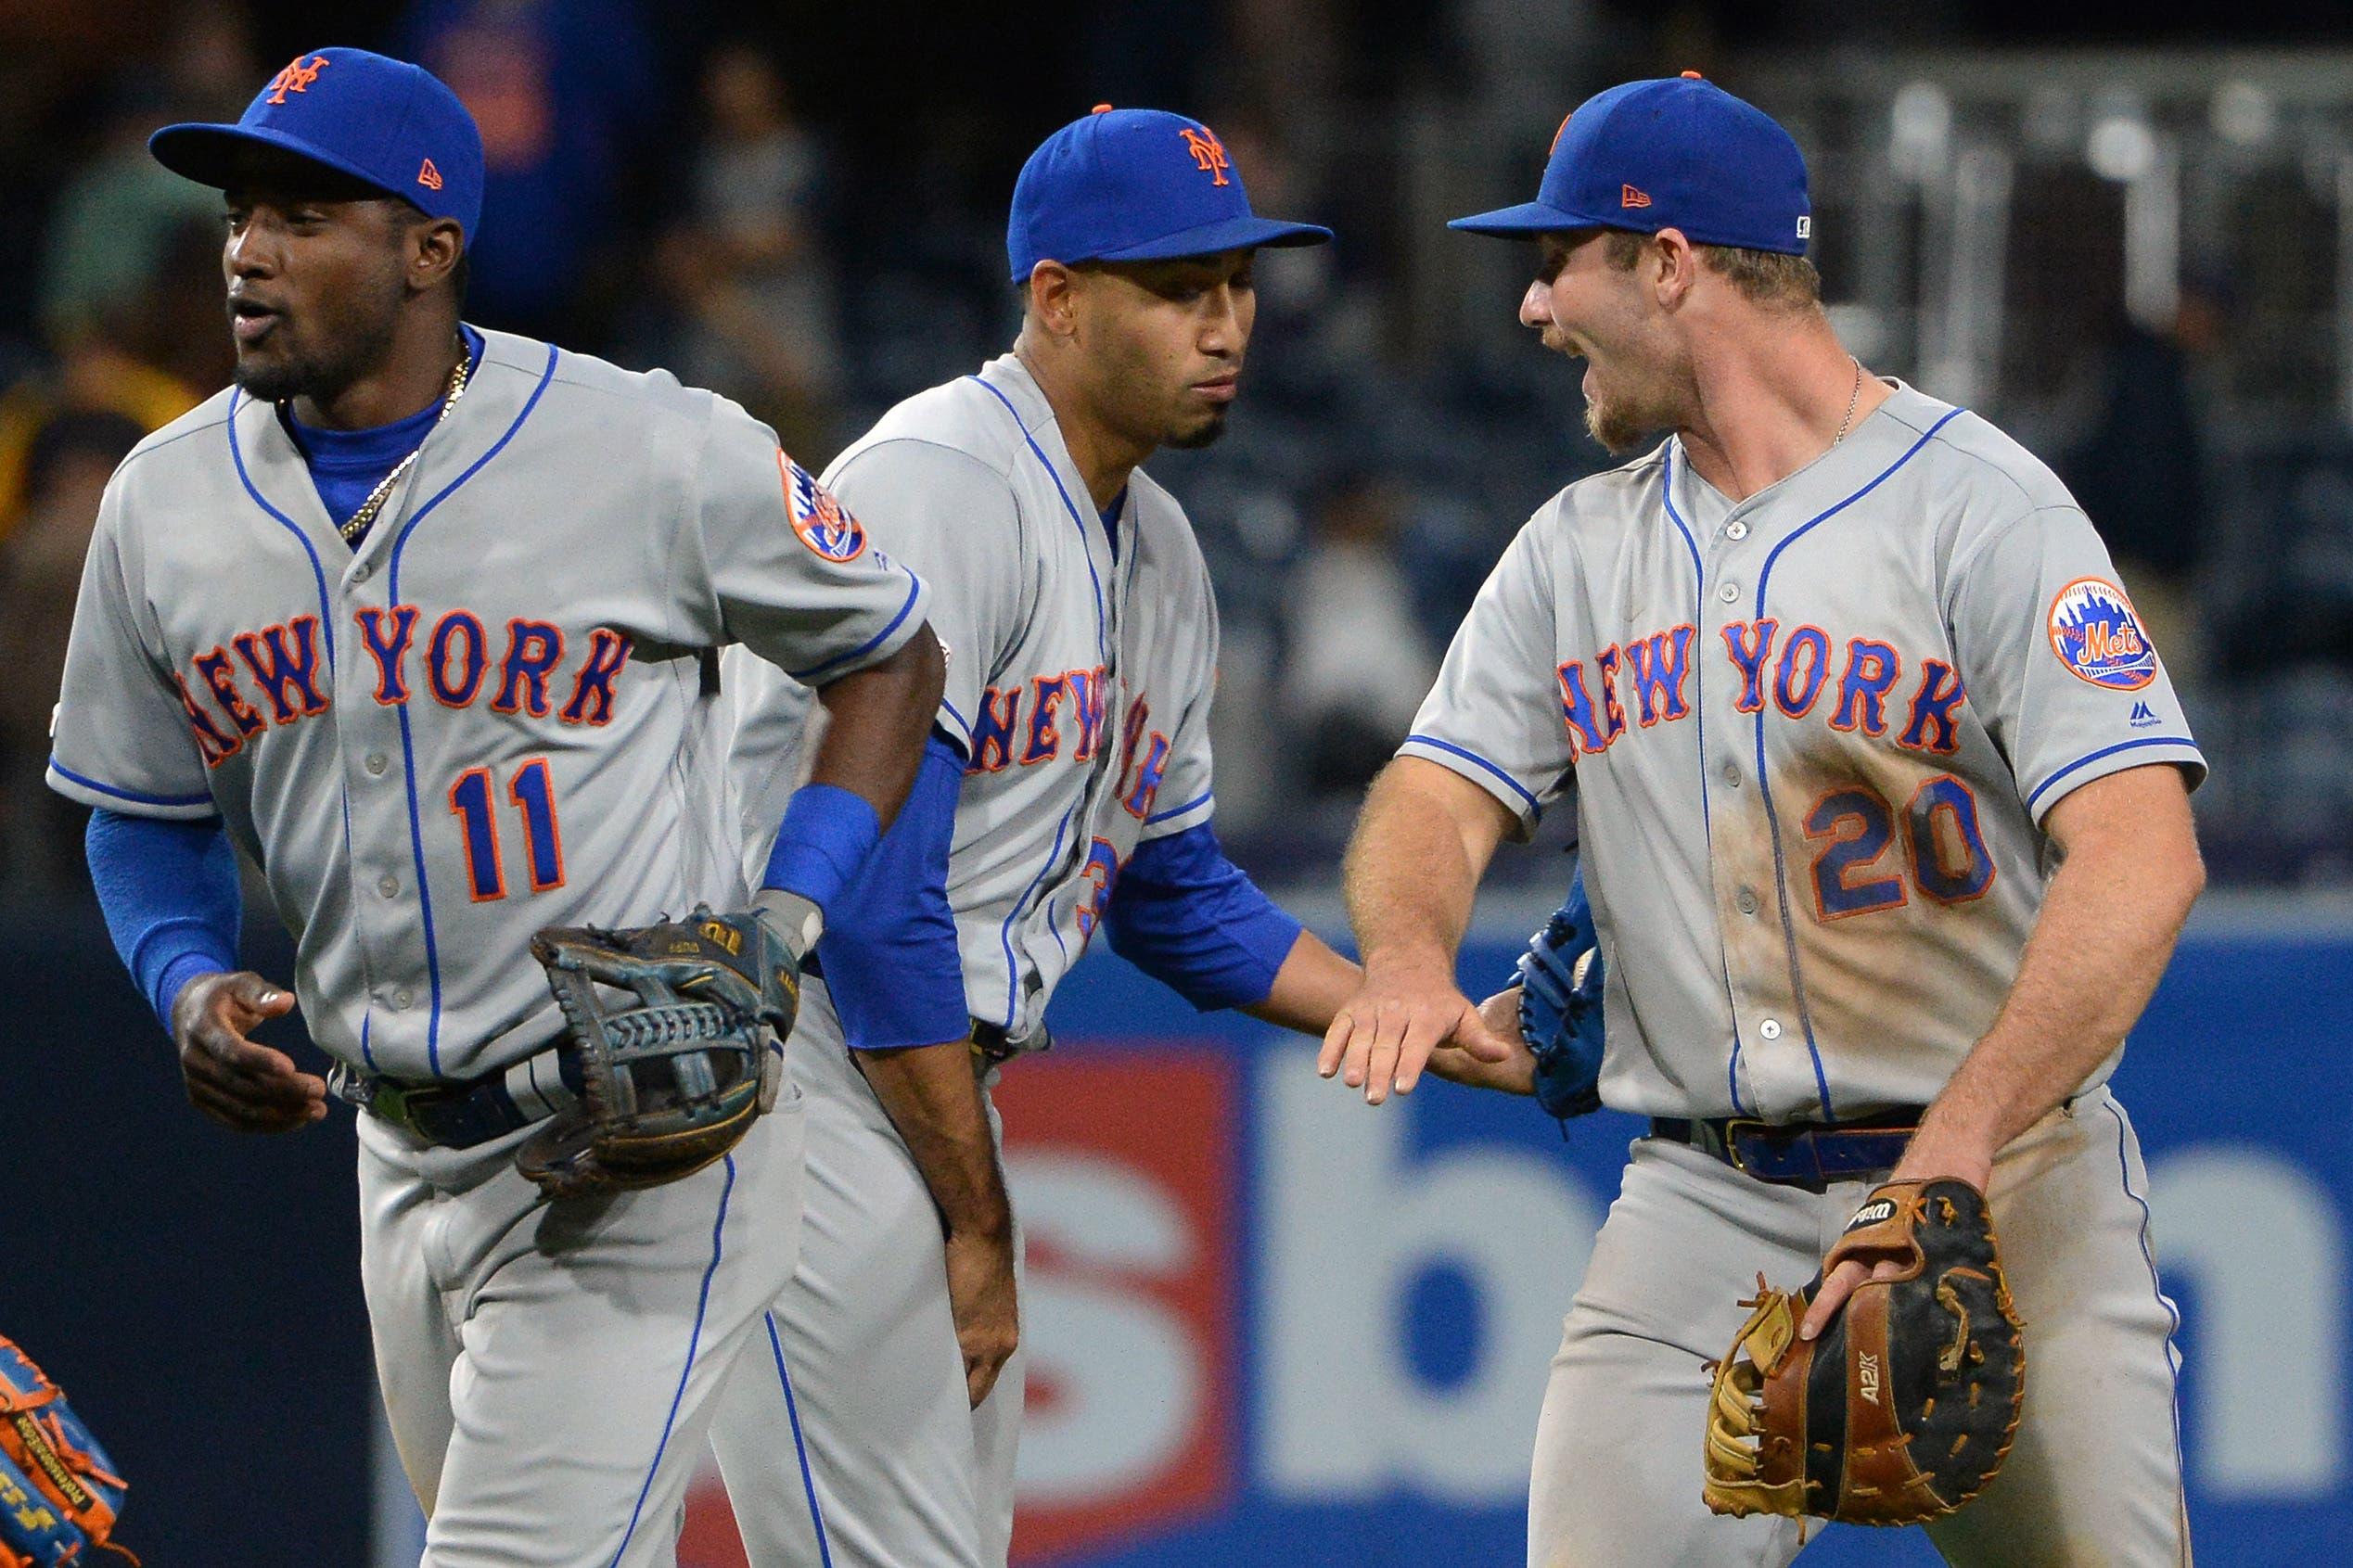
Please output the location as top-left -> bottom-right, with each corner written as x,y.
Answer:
519,905 -> 797,1201
1702,1178 -> 2026,1529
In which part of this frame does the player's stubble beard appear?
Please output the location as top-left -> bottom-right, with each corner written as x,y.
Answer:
1548,325 -> 1690,455
233,298 -> 402,407
1164,399 -> 1232,451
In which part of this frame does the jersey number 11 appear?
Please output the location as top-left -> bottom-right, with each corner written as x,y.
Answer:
448,759 -> 566,901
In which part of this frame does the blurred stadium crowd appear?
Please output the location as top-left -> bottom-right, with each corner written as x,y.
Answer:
4,0 -> 2351,896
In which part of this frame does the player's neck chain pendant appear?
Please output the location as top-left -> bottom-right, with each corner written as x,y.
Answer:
326,344 -> 473,546
1825,354 -> 1863,446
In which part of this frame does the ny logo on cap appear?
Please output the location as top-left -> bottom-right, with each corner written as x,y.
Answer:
1180,126 -> 1230,186
266,54 -> 330,106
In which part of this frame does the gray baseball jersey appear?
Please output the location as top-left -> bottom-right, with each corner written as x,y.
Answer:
1403,380 -> 2206,1121
711,351 -> 1226,1568
47,325 -> 929,1083
726,351 -> 1220,1042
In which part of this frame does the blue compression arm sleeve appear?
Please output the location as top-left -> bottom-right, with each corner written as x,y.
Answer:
762,784 -> 884,912
85,808 -> 242,1028
813,732 -> 972,1051
1105,823 -> 1304,1012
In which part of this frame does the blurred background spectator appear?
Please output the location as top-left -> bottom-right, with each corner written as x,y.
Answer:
0,410 -> 141,887
1285,470 -> 1439,801
641,42 -> 843,455
4,0 -> 2353,898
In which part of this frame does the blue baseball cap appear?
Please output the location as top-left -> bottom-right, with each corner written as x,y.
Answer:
1451,74 -> 1810,255
150,48 -> 484,243
1007,106 -> 1332,282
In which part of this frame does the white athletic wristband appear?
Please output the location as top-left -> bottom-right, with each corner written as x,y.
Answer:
753,887 -> 825,962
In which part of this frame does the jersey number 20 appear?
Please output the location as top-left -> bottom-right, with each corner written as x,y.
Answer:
1803,774 -> 1991,920
448,759 -> 565,901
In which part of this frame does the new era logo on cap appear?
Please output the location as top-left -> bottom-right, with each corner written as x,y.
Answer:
417,158 -> 442,190
1621,184 -> 1652,209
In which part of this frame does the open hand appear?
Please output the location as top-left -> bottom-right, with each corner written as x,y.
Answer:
169,971 -> 325,1133
1317,961 -> 1515,1105
944,1227 -> 1019,1408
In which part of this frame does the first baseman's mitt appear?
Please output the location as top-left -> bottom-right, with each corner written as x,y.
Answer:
0,1333 -> 138,1566
1702,1179 -> 2025,1529
520,905 -> 798,1201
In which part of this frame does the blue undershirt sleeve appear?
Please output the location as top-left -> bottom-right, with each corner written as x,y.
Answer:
85,808 -> 242,1029
812,731 -> 972,1051
1105,822 -> 1304,1012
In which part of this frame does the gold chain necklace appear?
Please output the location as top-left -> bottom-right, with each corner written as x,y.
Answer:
327,348 -> 473,545
1832,356 -> 1862,447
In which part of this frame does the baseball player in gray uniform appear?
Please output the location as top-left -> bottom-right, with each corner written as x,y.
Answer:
707,108 -> 1369,1567
47,51 -> 944,1566
1320,77 -> 2206,1565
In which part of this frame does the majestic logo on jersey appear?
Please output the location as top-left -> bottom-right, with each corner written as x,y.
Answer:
1181,126 -> 1231,185
2047,578 -> 2155,691
265,54 -> 329,105
778,453 -> 867,563
2129,700 -> 2160,729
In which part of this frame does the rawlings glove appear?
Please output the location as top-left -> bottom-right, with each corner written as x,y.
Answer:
0,1333 -> 138,1566
1514,870 -> 1605,1120
520,904 -> 801,1201
1703,1179 -> 2026,1530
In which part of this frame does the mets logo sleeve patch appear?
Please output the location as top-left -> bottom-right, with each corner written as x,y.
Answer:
2045,578 -> 2156,691
779,453 -> 869,563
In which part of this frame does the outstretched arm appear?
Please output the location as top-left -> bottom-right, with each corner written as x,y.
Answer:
1317,757 -> 1519,1104
1245,931 -> 1361,1036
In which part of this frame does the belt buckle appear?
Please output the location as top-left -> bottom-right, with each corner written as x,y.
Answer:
1720,1117 -> 1771,1174
371,1079 -> 421,1134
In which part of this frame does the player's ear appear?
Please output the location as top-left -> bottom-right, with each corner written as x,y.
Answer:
408,216 -> 466,298
1025,261 -> 1081,339
1649,227 -> 1700,309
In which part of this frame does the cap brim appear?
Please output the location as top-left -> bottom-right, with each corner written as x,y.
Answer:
149,121 -> 404,204
1446,200 -> 1607,236
1090,213 -> 1334,263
